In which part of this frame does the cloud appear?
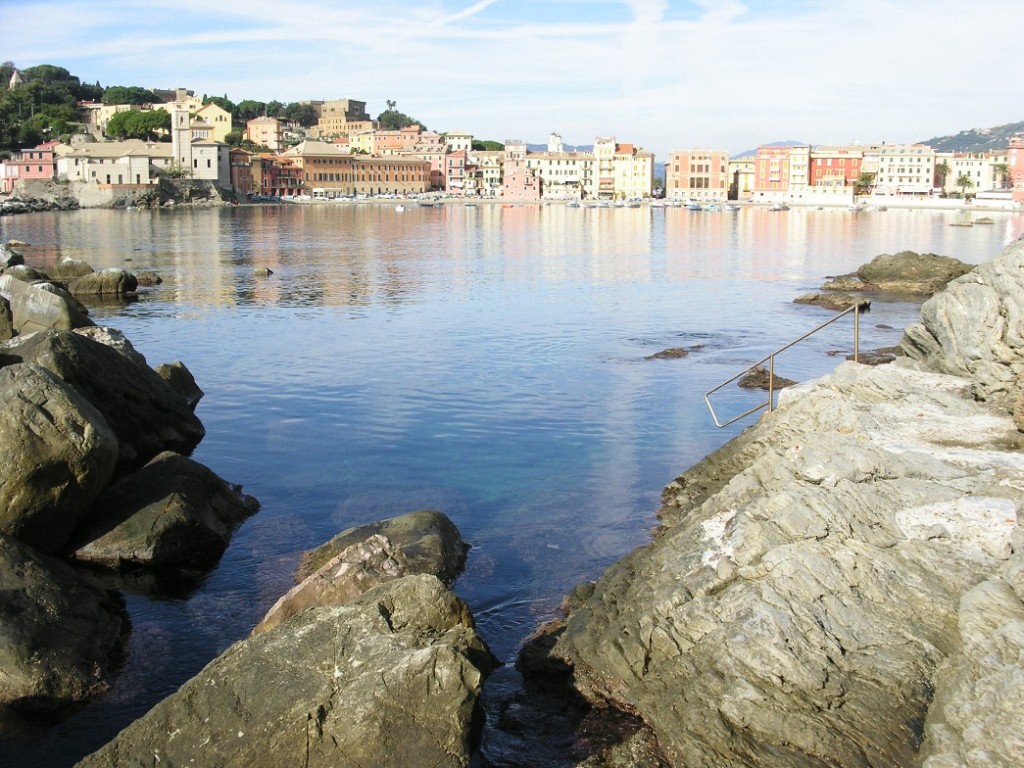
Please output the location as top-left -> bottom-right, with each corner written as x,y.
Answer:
4,0 -> 1022,155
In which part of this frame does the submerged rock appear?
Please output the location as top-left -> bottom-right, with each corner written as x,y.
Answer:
77,575 -> 495,768
793,292 -> 870,311
823,251 -> 974,296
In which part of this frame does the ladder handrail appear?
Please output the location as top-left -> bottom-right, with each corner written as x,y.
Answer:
705,303 -> 862,428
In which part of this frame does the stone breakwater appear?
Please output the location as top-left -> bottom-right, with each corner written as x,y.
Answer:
546,238 -> 1024,766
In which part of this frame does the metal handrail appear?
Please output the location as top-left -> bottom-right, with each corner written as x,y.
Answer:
705,303 -> 862,428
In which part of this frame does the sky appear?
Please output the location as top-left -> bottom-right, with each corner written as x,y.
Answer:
3,0 -> 1023,158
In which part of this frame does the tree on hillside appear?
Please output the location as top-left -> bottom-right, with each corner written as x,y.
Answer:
282,102 -> 319,127
236,99 -> 268,122
955,172 -> 975,200
106,109 -> 171,141
472,140 -> 504,151
376,101 -> 424,131
203,95 -> 236,114
102,86 -> 159,105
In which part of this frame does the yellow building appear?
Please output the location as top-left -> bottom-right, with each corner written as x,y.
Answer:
193,103 -> 233,143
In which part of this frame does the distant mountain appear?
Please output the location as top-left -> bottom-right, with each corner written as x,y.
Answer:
920,121 -> 1024,153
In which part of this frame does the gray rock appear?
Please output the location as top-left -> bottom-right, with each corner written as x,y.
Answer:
793,292 -> 870,311
645,347 -> 689,360
68,451 -> 258,571
297,509 -> 468,584
72,326 -> 148,365
3,330 -> 205,470
2,263 -> 49,282
65,268 -> 138,297
900,239 -> 1024,413
0,243 -> 24,270
46,258 -> 94,281
0,293 -> 13,341
76,575 -> 495,768
0,534 -> 126,711
737,363 -> 797,390
857,251 -> 974,294
256,510 -> 466,635
917,579 -> 1024,767
0,364 -> 118,553
154,360 -> 204,410
0,273 -> 94,333
134,270 -> 162,287
553,360 -> 1024,768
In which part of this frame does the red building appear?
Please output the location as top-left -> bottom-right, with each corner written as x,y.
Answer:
810,147 -> 863,188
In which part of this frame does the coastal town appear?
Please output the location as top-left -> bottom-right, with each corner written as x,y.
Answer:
2,73 -> 1024,209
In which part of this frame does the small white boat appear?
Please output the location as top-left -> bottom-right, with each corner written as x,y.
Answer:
395,204 -> 405,212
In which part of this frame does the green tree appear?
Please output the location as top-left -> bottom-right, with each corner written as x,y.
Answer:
376,105 -> 424,131
102,85 -> 159,105
106,109 -> 171,141
283,102 -> 319,127
472,140 -> 504,151
955,172 -> 975,199
854,171 -> 876,196
935,160 -> 951,191
236,99 -> 267,122
992,162 -> 1010,189
203,95 -> 236,114
266,100 -> 284,118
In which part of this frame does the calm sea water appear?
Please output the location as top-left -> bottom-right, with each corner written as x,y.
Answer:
1,203 -> 1021,766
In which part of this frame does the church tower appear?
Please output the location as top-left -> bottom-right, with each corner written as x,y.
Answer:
171,106 -> 192,175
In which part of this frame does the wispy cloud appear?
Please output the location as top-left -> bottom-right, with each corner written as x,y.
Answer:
3,0 -> 1022,154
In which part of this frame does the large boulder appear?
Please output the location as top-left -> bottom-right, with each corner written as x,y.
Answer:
45,257 -> 94,281
0,273 -> 94,333
256,510 -> 467,635
0,363 -> 119,553
900,238 -> 1024,413
552,360 -> 1024,767
823,252 -> 974,295
2,330 -> 205,470
0,534 -> 126,711
153,360 -> 204,410
77,575 -> 495,768
65,268 -> 138,298
68,451 -> 259,571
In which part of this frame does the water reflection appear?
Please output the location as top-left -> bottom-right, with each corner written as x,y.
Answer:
0,204 -> 1022,767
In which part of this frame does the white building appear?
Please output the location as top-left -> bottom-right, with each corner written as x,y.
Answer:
873,144 -> 936,196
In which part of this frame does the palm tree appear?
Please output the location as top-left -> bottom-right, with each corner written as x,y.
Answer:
855,171 -> 876,196
992,162 -> 1010,189
955,172 -> 975,200
935,161 -> 951,192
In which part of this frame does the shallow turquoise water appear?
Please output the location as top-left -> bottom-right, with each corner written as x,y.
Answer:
1,203 -> 1021,766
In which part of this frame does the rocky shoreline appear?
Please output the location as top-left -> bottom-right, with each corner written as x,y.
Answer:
541,238 -> 1024,766
0,178 -> 235,216
3,234 -> 1023,766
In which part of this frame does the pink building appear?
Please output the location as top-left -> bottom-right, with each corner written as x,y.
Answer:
446,149 -> 467,194
0,142 -> 58,194
1010,138 -> 1024,204
501,140 -> 541,201
666,149 -> 730,201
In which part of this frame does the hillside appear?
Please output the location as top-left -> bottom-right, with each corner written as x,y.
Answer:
920,120 -> 1024,153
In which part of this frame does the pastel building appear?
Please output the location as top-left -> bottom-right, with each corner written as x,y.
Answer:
523,134 -> 593,200
0,142 -> 59,194
313,99 -> 373,139
280,140 -> 431,197
245,116 -> 284,151
873,144 -> 935,196
753,144 -> 797,201
501,140 -> 542,201
1010,138 -> 1024,203
666,149 -> 730,202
